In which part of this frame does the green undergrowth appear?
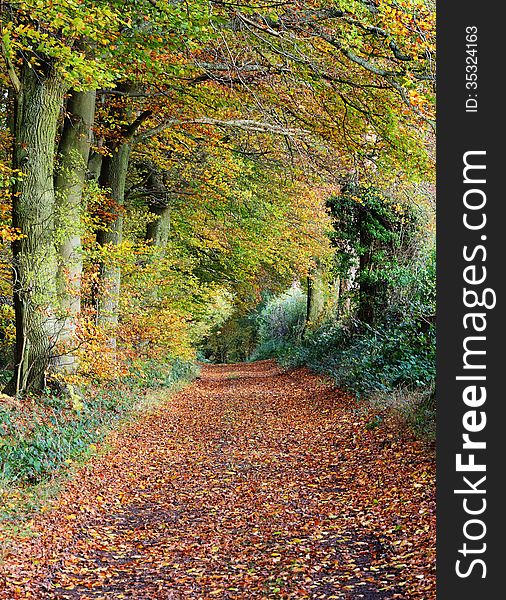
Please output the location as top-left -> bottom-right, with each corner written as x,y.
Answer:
0,358 -> 198,548
251,267 -> 435,441
255,325 -> 435,442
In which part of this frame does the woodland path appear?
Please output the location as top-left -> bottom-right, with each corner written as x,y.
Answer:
1,361 -> 435,599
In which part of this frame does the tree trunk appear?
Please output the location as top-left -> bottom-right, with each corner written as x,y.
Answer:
142,167 -> 171,251
54,89 -> 96,371
338,276 -> 351,315
95,85 -> 152,346
6,64 -> 65,395
358,242 -> 377,324
96,142 -> 131,346
305,274 -> 313,327
304,262 -> 327,334
87,151 -> 103,182
146,204 -> 171,249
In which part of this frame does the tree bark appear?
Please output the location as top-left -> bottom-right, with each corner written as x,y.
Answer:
146,204 -> 171,249
305,274 -> 313,327
87,151 -> 103,182
54,89 -> 96,371
96,141 -> 131,346
6,64 -> 65,395
304,261 -> 327,333
144,168 -> 171,251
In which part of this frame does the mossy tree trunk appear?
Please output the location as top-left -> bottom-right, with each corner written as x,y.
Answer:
6,64 -> 65,395
95,90 -> 152,346
146,204 -> 171,249
54,89 -> 96,371
144,169 -> 171,251
304,261 -> 327,334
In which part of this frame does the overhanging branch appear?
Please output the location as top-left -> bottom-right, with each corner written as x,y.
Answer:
135,116 -> 308,141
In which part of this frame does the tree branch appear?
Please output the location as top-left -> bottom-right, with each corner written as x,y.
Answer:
135,116 -> 308,141
0,34 -> 21,94
123,110 -> 154,140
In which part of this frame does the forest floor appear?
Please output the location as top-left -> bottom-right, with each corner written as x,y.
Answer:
0,361 -> 435,599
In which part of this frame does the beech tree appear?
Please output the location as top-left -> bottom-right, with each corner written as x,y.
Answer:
0,1 -> 118,392
55,89 -> 96,370
0,0 -> 435,394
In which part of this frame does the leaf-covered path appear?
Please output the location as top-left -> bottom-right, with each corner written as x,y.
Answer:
1,361 -> 435,599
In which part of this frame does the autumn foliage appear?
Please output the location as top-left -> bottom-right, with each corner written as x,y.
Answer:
0,1 -> 435,598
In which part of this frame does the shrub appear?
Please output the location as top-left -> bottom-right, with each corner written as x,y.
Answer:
0,392 -> 120,484
368,386 -> 436,441
251,285 -> 307,359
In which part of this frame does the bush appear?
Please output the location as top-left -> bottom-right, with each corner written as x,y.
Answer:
126,357 -> 199,389
0,391 -> 122,484
251,285 -> 307,360
287,312 -> 435,393
368,386 -> 436,441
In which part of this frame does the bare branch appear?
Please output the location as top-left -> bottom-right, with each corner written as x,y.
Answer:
123,110 -> 154,140
135,116 -> 308,141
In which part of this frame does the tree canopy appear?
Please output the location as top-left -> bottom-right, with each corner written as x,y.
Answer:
0,0 -> 435,394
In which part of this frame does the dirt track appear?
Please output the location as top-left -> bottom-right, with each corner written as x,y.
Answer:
0,361 -> 435,599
